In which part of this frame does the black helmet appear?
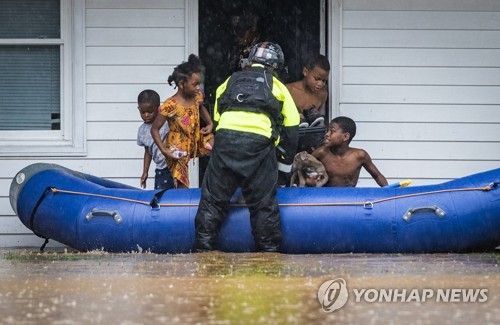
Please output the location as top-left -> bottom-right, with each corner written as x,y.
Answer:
248,42 -> 284,70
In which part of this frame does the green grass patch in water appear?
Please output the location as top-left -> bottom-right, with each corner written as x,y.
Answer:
4,250 -> 109,261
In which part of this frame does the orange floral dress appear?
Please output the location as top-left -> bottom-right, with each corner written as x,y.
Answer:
159,92 -> 211,187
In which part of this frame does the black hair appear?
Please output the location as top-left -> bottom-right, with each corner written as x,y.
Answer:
168,54 -> 203,88
331,116 -> 356,143
304,54 -> 330,72
137,89 -> 160,107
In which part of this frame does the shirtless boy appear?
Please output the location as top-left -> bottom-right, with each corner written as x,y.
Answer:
286,54 -> 330,127
312,116 -> 388,187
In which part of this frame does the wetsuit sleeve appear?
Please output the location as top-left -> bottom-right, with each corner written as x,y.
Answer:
272,77 -> 300,172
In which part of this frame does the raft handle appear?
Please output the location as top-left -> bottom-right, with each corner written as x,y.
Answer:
85,209 -> 122,224
402,205 -> 446,222
363,202 -> 374,209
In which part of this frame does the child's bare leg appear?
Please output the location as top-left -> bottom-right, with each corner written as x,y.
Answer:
175,178 -> 188,189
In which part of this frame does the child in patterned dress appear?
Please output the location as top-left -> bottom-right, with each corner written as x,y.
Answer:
151,54 -> 214,188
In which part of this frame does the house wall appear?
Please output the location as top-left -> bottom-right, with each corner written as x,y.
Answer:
338,0 -> 500,186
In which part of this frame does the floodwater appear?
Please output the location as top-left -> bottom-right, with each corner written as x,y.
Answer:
0,248 -> 499,325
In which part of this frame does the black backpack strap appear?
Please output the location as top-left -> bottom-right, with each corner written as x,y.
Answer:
30,187 -> 53,251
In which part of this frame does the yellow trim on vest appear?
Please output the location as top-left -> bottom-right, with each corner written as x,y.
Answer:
217,111 -> 273,138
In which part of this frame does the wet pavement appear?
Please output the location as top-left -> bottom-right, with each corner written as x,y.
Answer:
0,248 -> 499,324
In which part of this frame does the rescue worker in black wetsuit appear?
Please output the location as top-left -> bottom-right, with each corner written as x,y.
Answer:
194,42 -> 300,252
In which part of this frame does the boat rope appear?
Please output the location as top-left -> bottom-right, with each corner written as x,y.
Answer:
149,188 -> 170,209
283,186 -> 491,207
30,187 -> 52,251
49,184 -> 495,208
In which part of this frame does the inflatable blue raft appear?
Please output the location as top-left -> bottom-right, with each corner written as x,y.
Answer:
9,163 -> 500,254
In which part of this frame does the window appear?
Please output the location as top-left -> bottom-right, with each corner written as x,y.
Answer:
0,0 -> 85,156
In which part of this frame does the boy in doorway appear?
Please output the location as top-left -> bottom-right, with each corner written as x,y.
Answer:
312,116 -> 388,187
286,54 -> 330,128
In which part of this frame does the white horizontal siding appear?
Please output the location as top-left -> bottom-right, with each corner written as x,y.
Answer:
355,141 -> 500,160
354,122 -> 500,142
344,30 -> 500,48
88,122 -> 142,140
0,235 -> 65,249
342,85 -> 500,104
87,140 -> 143,158
344,48 -> 500,67
0,160 -> 143,179
345,104 -> 500,123
0,179 -> 10,197
86,0 -> 185,9
340,0 -> 500,184
343,0 -> 500,11
87,84 -> 176,104
344,67 -> 500,85
87,46 -> 185,65
344,11 -> 500,30
87,66 -> 174,83
87,103 -> 138,121
86,27 -> 185,46
86,9 -> 184,27
360,160 -> 499,180
1,217 -> 32,233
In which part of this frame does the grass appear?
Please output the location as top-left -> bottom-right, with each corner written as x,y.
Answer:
3,250 -> 109,261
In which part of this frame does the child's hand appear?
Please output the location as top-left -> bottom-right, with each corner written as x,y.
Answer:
140,173 -> 148,189
201,123 -> 213,134
164,147 -> 185,160
164,148 -> 175,159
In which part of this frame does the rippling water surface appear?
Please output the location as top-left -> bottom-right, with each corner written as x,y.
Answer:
0,249 -> 499,324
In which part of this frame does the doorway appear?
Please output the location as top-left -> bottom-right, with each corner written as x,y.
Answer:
199,0 -> 325,107
198,0 -> 326,183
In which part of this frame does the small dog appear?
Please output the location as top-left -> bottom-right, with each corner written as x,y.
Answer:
290,151 -> 328,187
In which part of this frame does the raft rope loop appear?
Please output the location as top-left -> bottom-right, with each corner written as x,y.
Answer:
149,188 -> 169,209
49,184 -> 496,209
30,187 -> 53,251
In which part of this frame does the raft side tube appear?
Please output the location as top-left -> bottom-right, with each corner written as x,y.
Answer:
10,163 -> 137,215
